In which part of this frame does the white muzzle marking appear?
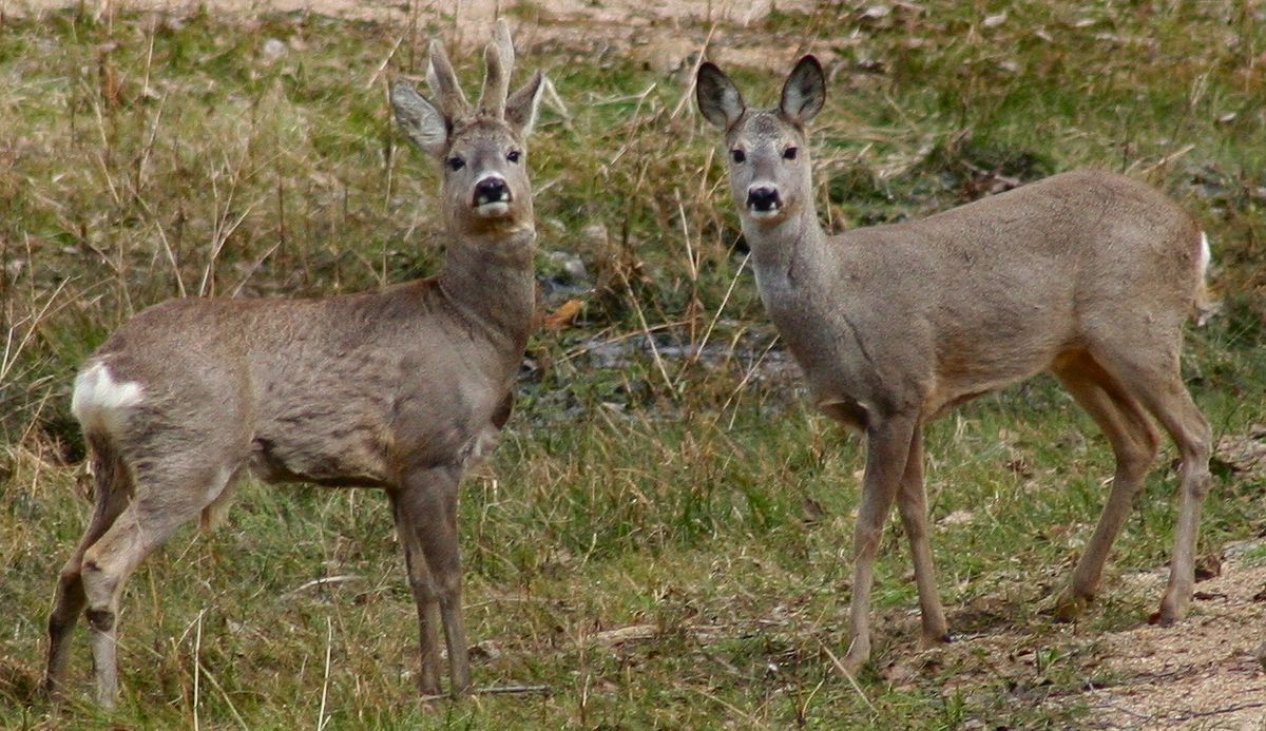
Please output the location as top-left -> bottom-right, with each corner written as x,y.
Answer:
475,201 -> 511,217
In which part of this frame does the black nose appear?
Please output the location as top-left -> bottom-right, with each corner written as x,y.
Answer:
473,177 -> 511,206
747,186 -> 781,212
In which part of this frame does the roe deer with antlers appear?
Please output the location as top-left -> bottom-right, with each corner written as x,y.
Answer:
697,56 -> 1212,673
43,20 -> 544,706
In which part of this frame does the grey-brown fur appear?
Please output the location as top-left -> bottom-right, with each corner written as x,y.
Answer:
698,55 -> 1212,674
44,19 -> 545,706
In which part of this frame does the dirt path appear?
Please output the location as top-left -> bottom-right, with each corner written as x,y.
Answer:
3,0 -> 829,72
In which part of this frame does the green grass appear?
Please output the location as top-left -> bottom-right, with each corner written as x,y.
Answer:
3,2 -> 1266,728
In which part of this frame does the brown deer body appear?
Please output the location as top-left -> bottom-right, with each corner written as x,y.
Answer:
44,21 -> 544,706
697,56 -> 1212,673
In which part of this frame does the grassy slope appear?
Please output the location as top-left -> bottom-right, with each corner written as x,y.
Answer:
2,2 -> 1264,728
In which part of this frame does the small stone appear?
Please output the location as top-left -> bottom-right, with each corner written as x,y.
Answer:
261,38 -> 287,62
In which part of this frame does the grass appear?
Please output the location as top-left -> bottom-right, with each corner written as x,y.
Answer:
2,1 -> 1266,728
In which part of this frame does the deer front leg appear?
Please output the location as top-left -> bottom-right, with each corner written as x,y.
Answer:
396,465 -> 471,698
894,427 -> 950,648
392,493 -> 444,697
841,414 -> 917,674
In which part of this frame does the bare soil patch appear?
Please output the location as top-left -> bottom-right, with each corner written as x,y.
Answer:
3,0 -> 829,70
885,540 -> 1266,729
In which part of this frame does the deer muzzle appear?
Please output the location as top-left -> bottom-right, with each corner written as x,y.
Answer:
473,175 -> 513,216
746,185 -> 782,217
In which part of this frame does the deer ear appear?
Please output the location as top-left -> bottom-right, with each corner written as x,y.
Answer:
696,62 -> 745,130
391,81 -> 449,158
780,55 -> 825,124
505,71 -> 545,136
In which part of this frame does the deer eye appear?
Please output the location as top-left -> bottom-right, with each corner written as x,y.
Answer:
783,147 -> 798,160
731,149 -> 746,164
446,156 -> 466,172
506,150 -> 522,164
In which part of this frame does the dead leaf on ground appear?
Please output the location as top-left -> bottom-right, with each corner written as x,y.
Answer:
1195,553 -> 1223,582
542,298 -> 584,331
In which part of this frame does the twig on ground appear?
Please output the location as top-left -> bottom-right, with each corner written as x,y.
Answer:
419,684 -> 551,702
820,641 -> 878,715
317,616 -> 333,731
282,575 -> 364,599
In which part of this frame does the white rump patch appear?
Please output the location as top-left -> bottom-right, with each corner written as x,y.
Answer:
71,362 -> 144,436
1194,231 -> 1221,327
1198,231 -> 1211,282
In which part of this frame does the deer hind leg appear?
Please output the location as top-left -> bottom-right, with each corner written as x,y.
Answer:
1098,351 -> 1211,625
842,413 -> 918,674
78,460 -> 238,708
44,441 -> 133,699
893,426 -> 950,648
1051,351 -> 1160,621
396,465 -> 471,698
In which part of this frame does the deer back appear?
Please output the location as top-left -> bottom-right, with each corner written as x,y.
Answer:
698,58 -> 1205,427
73,24 -> 547,488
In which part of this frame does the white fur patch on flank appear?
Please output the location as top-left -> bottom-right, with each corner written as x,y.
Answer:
71,362 -> 144,436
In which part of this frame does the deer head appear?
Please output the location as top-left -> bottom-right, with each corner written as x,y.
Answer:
390,20 -> 545,236
697,56 -> 825,229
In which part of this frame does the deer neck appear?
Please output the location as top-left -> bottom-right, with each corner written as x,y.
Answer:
436,227 -> 537,352
744,200 -> 829,298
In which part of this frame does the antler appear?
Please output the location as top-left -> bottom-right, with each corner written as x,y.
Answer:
426,39 -> 470,119
477,19 -> 515,119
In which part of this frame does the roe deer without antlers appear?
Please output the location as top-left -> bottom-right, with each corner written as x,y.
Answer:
697,56 -> 1213,673
43,20 -> 545,706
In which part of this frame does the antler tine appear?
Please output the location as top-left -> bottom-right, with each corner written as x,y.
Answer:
493,18 -> 515,76
426,39 -> 469,119
477,19 -> 515,118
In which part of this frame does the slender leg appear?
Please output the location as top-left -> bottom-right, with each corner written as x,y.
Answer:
390,493 -> 444,696
396,465 -> 471,697
1155,400 -> 1212,624
841,414 -> 917,674
1051,353 -> 1160,620
1091,349 -> 1212,624
1138,386 -> 1211,623
78,463 -> 233,708
44,447 -> 132,699
893,427 -> 949,647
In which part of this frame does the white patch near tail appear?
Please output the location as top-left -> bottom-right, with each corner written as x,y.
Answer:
1194,231 -> 1220,327
1198,232 -> 1211,282
71,362 -> 144,436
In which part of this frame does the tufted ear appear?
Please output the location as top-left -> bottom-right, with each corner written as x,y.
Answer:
780,55 -> 825,125
696,62 -> 746,130
505,71 -> 545,136
390,81 -> 448,158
